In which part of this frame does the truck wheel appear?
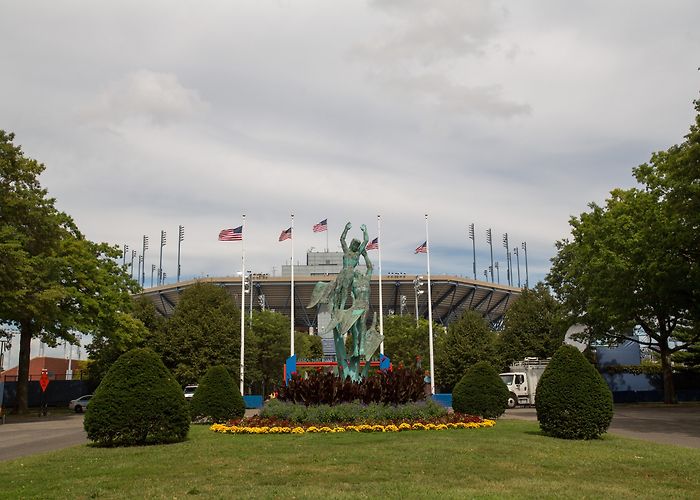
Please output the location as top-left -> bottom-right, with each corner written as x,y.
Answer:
506,393 -> 517,409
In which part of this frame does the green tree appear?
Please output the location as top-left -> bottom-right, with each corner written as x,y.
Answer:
548,96 -> 700,404
190,364 -> 245,423
160,282 -> 241,385
451,361 -> 509,418
0,131 -> 137,412
434,310 -> 499,392
548,188 -> 696,404
245,310 -> 290,394
498,283 -> 566,368
84,348 -> 189,446
536,345 -> 613,440
382,314 -> 430,367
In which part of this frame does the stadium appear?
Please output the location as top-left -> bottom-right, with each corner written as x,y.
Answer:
137,251 -> 522,333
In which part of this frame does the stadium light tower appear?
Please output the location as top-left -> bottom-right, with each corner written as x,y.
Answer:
177,225 -> 184,283
141,235 -> 149,287
522,241 -> 529,288
413,276 -> 425,326
468,223 -> 476,280
130,250 -> 136,279
502,233 -> 511,286
513,246 -> 521,287
122,244 -> 128,267
158,230 -> 166,286
494,261 -> 500,284
486,229 -> 494,283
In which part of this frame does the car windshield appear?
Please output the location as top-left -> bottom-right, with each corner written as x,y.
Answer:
500,375 -> 514,386
184,387 -> 196,394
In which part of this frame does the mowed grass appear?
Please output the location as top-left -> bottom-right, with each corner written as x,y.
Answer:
1,420 -> 699,499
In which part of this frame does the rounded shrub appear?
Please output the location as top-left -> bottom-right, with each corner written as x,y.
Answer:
536,344 -> 613,440
451,361 -> 509,418
190,365 -> 245,423
84,348 -> 189,447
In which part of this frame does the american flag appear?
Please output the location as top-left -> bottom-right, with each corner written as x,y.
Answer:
366,237 -> 379,250
414,241 -> 427,254
313,219 -> 328,233
218,226 -> 243,241
279,227 -> 292,241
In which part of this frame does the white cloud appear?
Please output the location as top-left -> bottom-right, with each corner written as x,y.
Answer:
80,70 -> 209,126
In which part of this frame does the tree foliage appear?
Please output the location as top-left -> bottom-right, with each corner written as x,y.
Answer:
84,348 -> 189,446
382,314 -> 431,367
435,310 -> 499,392
0,131 -> 138,412
547,95 -> 700,404
451,361 -> 509,418
498,283 -> 566,367
160,282 -> 241,385
536,345 -> 613,440
190,365 -> 245,423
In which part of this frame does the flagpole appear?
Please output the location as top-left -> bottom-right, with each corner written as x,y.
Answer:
240,214 -> 246,396
378,214 -> 384,355
425,213 -> 435,395
290,213 -> 295,356
326,220 -> 329,253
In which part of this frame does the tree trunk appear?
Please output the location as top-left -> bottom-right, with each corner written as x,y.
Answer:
16,320 -> 34,414
659,344 -> 677,404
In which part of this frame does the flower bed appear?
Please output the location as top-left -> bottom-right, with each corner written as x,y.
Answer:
210,413 -> 495,435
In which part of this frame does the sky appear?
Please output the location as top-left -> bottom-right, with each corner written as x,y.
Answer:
1,1 -> 699,366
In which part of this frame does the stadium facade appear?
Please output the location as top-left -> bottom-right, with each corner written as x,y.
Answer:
137,251 -> 522,332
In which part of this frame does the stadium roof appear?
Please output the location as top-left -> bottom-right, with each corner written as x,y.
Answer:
137,274 -> 522,329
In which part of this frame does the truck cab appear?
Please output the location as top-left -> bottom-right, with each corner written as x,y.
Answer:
500,358 -> 549,408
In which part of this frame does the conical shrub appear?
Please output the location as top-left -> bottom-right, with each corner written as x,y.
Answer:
536,344 -> 613,439
84,348 -> 189,446
190,365 -> 245,423
451,361 -> 509,418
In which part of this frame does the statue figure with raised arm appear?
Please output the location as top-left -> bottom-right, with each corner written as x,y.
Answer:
307,221 -> 381,382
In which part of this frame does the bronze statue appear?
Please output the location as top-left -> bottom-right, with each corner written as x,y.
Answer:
308,222 -> 383,381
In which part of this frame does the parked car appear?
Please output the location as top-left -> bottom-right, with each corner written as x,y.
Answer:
69,395 -> 92,413
183,385 -> 198,400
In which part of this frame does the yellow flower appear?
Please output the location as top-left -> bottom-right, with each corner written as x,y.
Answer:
334,427 -> 345,433
384,425 -> 399,432
319,427 -> 333,433
292,427 -> 305,434
398,423 -> 412,431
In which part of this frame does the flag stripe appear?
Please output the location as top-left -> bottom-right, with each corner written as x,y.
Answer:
414,241 -> 427,254
366,237 -> 379,250
279,227 -> 292,241
313,219 -> 328,233
219,226 -> 243,241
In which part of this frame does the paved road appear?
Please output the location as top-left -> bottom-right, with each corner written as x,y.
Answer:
504,404 -> 700,448
0,414 -> 87,462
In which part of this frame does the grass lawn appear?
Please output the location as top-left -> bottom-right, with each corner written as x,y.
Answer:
1,420 -> 699,499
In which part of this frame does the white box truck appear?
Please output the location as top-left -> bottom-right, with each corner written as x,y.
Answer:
499,357 -> 549,408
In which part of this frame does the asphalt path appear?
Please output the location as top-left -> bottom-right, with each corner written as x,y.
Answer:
0,413 -> 88,462
504,404 -> 700,448
0,405 -> 698,462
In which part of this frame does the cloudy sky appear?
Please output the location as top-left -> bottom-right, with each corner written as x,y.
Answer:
2,1 -> 699,293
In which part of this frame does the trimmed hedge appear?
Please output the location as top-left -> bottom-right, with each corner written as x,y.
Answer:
451,361 -> 509,418
260,398 -> 447,424
84,348 -> 189,446
190,365 -> 245,423
536,345 -> 614,440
